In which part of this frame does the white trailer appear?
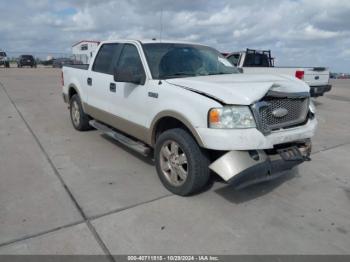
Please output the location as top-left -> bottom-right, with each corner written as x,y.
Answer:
72,40 -> 100,64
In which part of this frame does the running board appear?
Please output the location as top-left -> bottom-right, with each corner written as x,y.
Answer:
89,120 -> 151,156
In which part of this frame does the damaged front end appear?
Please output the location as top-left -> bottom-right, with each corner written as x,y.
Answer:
209,139 -> 312,189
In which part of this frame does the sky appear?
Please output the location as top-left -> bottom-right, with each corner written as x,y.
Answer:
0,0 -> 349,72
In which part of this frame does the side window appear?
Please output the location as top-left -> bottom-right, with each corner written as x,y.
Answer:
227,54 -> 240,66
92,44 -> 121,74
115,44 -> 145,78
244,53 -> 269,67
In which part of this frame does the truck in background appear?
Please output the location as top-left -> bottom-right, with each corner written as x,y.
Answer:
225,49 -> 332,97
0,51 -> 10,68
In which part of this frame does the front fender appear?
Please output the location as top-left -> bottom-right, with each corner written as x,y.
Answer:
148,110 -> 205,147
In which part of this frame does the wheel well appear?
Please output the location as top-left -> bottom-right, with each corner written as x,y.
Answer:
68,86 -> 78,101
153,117 -> 194,144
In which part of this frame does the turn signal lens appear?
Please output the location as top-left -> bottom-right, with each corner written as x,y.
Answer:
209,109 -> 220,123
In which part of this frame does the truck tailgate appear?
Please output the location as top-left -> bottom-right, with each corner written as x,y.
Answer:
303,68 -> 329,86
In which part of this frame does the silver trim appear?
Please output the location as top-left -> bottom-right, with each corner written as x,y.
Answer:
251,92 -> 310,135
209,150 -> 267,181
159,140 -> 188,186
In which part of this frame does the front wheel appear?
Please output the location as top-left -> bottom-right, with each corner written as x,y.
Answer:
155,128 -> 210,196
69,94 -> 92,131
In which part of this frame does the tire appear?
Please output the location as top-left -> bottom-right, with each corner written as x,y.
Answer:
69,94 -> 92,131
155,128 -> 210,196
5,62 -> 9,68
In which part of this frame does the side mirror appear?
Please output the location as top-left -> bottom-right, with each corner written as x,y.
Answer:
113,68 -> 145,85
237,68 -> 243,73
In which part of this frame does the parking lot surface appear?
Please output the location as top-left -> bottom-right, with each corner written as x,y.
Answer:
0,68 -> 349,255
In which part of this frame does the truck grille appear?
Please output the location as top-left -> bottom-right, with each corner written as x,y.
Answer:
252,95 -> 309,134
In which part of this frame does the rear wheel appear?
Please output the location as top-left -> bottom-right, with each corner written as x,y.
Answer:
69,94 -> 92,131
155,128 -> 210,196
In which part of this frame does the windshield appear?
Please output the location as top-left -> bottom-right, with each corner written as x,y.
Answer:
142,43 -> 239,79
0,52 -> 6,57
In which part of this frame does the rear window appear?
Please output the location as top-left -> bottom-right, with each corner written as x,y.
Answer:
22,55 -> 34,59
244,53 -> 270,67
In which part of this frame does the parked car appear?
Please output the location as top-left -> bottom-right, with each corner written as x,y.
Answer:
17,55 -> 37,68
40,59 -> 54,66
62,40 -> 316,196
0,51 -> 10,68
225,49 -> 332,97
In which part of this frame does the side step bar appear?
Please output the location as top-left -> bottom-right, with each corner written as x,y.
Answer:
89,120 -> 151,156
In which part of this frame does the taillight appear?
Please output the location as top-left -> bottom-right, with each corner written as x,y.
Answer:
295,70 -> 304,80
61,71 -> 64,86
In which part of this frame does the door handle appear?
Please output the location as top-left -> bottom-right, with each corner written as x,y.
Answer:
110,83 -> 116,92
87,77 -> 92,86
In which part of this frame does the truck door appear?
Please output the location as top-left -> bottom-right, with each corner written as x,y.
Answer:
108,43 -> 149,140
87,43 -> 122,113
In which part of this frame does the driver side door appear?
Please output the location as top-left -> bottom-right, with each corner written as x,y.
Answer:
109,43 -> 149,142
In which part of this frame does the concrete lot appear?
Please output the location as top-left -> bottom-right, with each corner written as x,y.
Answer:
0,68 -> 349,255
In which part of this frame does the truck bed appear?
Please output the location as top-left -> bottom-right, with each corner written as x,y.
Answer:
62,64 -> 89,70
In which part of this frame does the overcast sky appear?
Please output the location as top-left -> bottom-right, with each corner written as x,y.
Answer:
0,0 -> 349,72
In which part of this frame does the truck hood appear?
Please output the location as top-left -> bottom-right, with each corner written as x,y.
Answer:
165,74 -> 309,105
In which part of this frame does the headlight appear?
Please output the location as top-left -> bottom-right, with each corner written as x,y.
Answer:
208,106 -> 256,129
309,99 -> 316,114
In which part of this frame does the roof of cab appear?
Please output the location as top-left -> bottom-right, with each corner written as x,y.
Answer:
100,39 -> 203,46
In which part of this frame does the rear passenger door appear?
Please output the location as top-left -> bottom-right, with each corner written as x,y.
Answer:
87,43 -> 122,113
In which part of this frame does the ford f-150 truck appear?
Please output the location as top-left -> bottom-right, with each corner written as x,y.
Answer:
62,40 -> 317,196
225,49 -> 332,97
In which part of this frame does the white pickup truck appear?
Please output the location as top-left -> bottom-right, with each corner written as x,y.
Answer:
225,49 -> 332,97
62,40 -> 317,196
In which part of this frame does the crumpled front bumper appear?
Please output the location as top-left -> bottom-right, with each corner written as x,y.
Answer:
209,140 -> 312,188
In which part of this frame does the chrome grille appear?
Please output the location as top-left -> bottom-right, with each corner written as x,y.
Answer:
252,95 -> 309,134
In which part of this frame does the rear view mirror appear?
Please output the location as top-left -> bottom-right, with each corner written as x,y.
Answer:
113,69 -> 145,85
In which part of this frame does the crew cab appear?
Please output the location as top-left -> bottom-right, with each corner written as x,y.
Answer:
62,40 -> 317,196
225,49 -> 332,97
